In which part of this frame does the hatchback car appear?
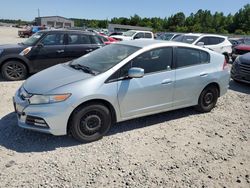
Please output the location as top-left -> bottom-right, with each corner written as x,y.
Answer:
112,30 -> 154,41
0,30 -> 104,81
13,40 -> 230,142
173,33 -> 232,62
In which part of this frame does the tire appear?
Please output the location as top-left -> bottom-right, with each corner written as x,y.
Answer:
69,103 -> 111,142
1,60 -> 28,81
195,85 -> 219,113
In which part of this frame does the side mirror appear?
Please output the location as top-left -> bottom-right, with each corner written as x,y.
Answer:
197,42 -> 205,47
37,43 -> 44,48
128,67 -> 144,78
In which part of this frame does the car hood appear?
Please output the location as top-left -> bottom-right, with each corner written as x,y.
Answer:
23,63 -> 93,94
239,53 -> 250,64
0,43 -> 25,50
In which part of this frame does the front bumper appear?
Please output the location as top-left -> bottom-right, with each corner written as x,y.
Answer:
231,63 -> 250,84
13,90 -> 74,136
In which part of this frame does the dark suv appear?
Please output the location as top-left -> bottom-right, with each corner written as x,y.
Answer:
0,30 -> 104,81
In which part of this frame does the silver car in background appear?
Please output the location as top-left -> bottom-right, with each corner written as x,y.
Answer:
13,40 -> 230,142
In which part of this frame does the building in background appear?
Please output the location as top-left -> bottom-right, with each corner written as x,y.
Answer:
108,24 -> 152,32
35,16 -> 74,28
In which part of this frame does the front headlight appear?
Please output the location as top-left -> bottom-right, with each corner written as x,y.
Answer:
20,47 -> 32,56
0,49 -> 4,56
29,94 -> 71,104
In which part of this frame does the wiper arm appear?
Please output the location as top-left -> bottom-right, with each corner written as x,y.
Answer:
70,64 -> 97,75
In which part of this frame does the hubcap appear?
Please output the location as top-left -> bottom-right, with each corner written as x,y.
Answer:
80,114 -> 102,135
203,92 -> 214,106
5,63 -> 24,79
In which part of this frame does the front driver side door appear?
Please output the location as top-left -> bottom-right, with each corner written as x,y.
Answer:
28,33 -> 66,71
117,47 -> 175,120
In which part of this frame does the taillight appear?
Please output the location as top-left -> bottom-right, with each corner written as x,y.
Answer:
223,58 -> 229,70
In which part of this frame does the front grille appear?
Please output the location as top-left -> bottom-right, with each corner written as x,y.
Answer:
239,63 -> 250,75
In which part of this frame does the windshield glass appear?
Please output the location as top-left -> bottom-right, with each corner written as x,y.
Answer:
22,32 -> 44,45
123,30 -> 137,37
71,44 -> 140,73
157,33 -> 174,41
173,35 -> 199,44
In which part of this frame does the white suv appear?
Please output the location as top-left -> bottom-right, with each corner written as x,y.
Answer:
112,30 -> 154,41
173,33 -> 232,61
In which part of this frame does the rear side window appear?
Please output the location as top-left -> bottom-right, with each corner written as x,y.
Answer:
176,47 -> 210,68
90,35 -> 103,44
68,34 -> 91,44
145,33 -> 152,38
198,37 -> 225,45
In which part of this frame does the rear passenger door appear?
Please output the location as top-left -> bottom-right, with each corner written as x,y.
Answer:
174,47 -> 211,108
64,33 -> 103,61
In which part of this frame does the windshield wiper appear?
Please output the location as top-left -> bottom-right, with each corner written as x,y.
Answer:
70,64 -> 97,75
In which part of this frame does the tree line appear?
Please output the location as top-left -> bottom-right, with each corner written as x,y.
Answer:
1,4 -> 249,34
73,4 -> 250,35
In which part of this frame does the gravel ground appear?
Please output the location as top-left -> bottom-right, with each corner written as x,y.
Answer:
0,26 -> 250,188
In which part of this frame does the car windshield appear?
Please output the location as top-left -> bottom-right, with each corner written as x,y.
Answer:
71,44 -> 140,73
123,31 -> 137,37
173,35 -> 199,44
22,32 -> 44,45
157,33 -> 174,41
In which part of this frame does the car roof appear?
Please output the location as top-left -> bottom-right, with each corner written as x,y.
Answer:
182,33 -> 227,38
38,29 -> 96,35
126,30 -> 153,33
117,39 -> 204,49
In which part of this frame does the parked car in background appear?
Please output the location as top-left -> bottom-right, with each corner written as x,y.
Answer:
18,26 -> 47,38
0,30 -> 104,81
231,38 -> 250,61
98,33 -> 118,45
109,32 -> 124,36
111,30 -> 154,41
156,32 -> 182,41
231,52 -> 250,83
13,40 -> 230,142
173,33 -> 232,62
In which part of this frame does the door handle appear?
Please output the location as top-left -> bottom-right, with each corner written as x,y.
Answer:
200,73 -> 208,77
86,49 -> 93,52
161,79 -> 173,85
56,49 -> 64,53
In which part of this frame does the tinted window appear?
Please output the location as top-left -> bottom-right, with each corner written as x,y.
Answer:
145,33 -> 152,38
41,33 -> 64,45
176,47 -> 210,68
197,37 -> 209,45
207,37 -> 224,45
134,32 -> 144,39
129,47 -> 173,74
90,35 -> 103,44
68,34 -> 91,44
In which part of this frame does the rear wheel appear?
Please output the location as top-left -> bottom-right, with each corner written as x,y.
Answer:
195,85 -> 219,112
69,103 -> 111,142
1,60 -> 28,81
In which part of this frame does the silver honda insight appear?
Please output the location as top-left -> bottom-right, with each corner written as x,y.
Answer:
13,40 -> 230,142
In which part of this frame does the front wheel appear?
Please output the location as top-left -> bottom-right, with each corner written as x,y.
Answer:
195,85 -> 219,112
69,104 -> 111,142
1,61 -> 28,81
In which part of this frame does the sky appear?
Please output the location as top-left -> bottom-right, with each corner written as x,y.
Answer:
0,0 -> 249,21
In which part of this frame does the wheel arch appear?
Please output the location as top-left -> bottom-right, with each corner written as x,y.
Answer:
0,56 -> 31,73
201,82 -> 220,97
67,99 -> 117,134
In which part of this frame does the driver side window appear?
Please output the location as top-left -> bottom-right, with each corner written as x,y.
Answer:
134,32 -> 144,39
41,34 -> 64,45
119,47 -> 173,77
